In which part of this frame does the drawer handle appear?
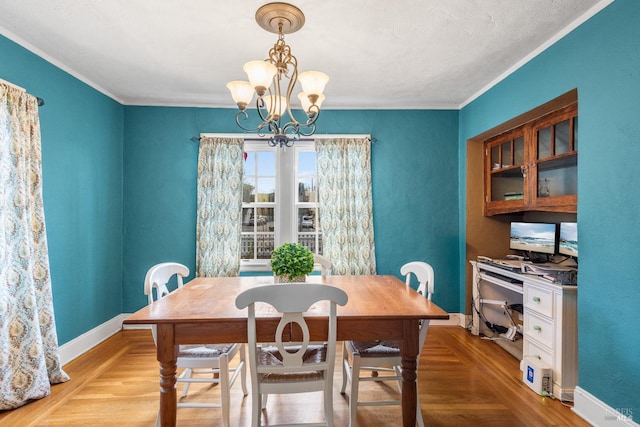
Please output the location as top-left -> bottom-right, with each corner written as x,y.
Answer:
532,296 -> 541,303
533,325 -> 542,332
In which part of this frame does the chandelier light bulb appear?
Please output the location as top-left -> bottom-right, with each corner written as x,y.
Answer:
263,95 -> 288,118
297,92 -> 325,115
298,71 -> 329,97
243,61 -> 277,96
226,81 -> 254,111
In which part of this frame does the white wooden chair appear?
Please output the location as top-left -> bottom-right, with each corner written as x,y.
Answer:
340,261 -> 435,427
144,262 -> 248,427
313,253 -> 332,276
235,283 -> 348,427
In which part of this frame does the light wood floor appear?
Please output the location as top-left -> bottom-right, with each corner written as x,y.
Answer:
0,326 -> 589,426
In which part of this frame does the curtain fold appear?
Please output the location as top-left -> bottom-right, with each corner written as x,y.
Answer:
0,84 -> 69,410
196,137 -> 244,277
316,137 -> 376,275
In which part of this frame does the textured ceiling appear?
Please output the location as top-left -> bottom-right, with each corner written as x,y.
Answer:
0,0 -> 610,109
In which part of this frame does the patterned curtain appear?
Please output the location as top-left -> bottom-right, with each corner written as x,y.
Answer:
316,137 -> 376,275
0,84 -> 69,410
196,136 -> 244,276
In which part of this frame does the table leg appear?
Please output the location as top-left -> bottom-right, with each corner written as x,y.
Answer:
401,319 -> 419,427
157,324 -> 178,427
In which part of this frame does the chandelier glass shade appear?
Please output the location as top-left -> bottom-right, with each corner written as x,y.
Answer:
226,2 -> 329,147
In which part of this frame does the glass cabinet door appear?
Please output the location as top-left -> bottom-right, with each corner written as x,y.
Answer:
487,132 -> 525,203
533,111 -> 578,205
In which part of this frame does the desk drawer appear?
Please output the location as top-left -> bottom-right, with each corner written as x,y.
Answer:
524,312 -> 554,348
523,338 -> 553,370
524,284 -> 553,318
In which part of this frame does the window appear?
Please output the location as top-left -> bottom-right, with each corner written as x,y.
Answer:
241,140 -> 322,271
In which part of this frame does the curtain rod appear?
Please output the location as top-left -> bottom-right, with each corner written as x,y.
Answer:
0,77 -> 45,106
191,133 -> 375,143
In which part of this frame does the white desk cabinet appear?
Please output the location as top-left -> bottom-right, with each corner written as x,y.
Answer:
470,261 -> 578,401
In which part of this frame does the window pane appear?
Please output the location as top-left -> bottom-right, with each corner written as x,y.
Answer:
243,178 -> 255,203
298,208 -> 316,232
298,232 -> 317,253
256,234 -> 274,259
241,235 -> 255,260
257,151 -> 275,175
573,117 -> 578,151
537,127 -> 551,159
555,119 -> 570,155
298,178 -> 317,202
242,207 -> 255,231
257,207 -> 274,232
257,178 -> 276,202
244,151 -> 256,174
298,152 -> 316,175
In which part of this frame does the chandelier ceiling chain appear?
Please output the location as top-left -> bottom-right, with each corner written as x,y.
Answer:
226,2 -> 329,148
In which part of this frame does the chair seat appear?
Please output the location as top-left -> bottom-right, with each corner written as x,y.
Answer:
258,344 -> 327,383
347,340 -> 401,358
179,343 -> 236,358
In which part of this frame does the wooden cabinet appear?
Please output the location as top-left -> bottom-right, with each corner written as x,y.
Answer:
484,103 -> 578,216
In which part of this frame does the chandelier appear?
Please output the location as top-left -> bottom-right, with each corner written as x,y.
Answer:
226,2 -> 329,148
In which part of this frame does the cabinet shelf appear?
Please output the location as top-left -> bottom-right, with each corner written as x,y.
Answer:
490,166 -> 523,177
537,153 -> 577,171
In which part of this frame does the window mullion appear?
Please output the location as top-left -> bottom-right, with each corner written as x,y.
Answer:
277,147 -> 296,245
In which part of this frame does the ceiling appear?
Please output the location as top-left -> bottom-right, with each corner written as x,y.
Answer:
0,0 -> 609,109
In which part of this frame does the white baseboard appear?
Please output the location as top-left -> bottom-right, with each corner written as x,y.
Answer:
429,312 -> 466,327
58,314 -> 130,366
573,387 -> 638,427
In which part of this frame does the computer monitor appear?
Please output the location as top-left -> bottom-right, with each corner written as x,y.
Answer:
559,222 -> 578,257
510,222 -> 557,256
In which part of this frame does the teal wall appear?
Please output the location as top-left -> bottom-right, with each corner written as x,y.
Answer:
3,0 -> 639,418
122,107 -> 460,313
0,35 -> 124,344
459,0 -> 639,416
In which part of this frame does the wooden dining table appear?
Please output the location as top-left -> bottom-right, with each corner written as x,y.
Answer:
123,274 -> 449,427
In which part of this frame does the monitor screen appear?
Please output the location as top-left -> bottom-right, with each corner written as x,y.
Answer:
509,222 -> 557,255
559,222 -> 578,257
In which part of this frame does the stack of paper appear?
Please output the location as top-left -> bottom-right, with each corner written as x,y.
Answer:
521,263 -> 577,285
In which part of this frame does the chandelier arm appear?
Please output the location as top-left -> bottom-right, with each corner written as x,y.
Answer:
284,52 -> 300,125
255,96 -> 270,123
234,110 -> 266,133
268,120 -> 282,138
270,79 -> 280,122
287,122 -> 316,138
281,121 -> 299,136
306,104 -> 321,122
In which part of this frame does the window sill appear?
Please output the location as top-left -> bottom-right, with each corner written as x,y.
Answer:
240,260 -> 272,273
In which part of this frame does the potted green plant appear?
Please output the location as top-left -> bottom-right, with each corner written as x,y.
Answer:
270,242 -> 315,283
